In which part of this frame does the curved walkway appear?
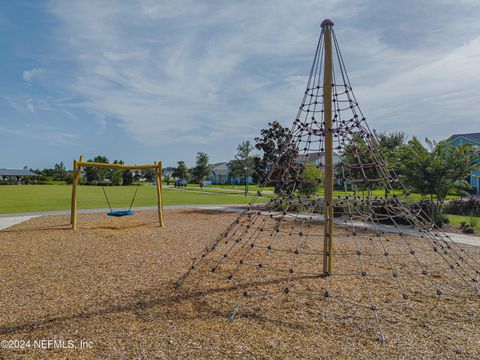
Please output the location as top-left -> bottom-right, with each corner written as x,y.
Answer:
1,205 -> 479,247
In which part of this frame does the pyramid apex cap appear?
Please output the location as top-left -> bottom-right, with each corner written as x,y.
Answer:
321,19 -> 334,28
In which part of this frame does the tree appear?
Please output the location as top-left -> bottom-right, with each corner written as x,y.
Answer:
397,137 -> 478,219
84,155 -> 109,184
163,173 -> 171,186
374,130 -> 407,177
192,152 -> 210,183
233,141 -> 255,183
254,121 -> 298,193
341,132 -> 378,196
122,169 -> 134,186
251,156 -> 262,184
133,171 -> 142,182
109,160 -> 124,185
53,162 -> 67,181
236,141 -> 254,163
341,131 -> 407,197
142,168 -> 155,182
297,161 -> 321,196
173,161 -> 189,180
227,159 -> 245,183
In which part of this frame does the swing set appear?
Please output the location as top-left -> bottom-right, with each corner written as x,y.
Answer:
70,155 -> 165,230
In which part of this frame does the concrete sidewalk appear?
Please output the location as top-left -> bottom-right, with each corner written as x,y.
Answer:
0,215 -> 40,230
1,205 -> 479,247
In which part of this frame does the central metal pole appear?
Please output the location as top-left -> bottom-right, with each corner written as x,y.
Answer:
321,19 -> 334,275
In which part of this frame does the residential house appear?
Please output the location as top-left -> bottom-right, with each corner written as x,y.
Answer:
449,132 -> 480,194
209,151 -> 340,185
162,167 -> 175,177
210,162 -> 253,185
296,151 -> 341,167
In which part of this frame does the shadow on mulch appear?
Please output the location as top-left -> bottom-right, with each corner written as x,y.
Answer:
90,221 -> 159,230
179,209 -> 245,216
0,221 -> 160,233
0,275 -> 335,337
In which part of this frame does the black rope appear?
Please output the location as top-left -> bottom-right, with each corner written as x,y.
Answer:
174,23 -> 480,346
101,183 -> 140,212
101,186 -> 113,212
128,184 -> 141,211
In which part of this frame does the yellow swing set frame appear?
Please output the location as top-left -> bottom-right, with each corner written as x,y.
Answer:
70,155 -> 165,230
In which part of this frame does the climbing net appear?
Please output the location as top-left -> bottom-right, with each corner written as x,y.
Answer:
177,23 -> 480,343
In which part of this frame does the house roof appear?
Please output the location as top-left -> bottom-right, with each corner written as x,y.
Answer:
162,167 -> 175,173
209,162 -> 227,169
450,133 -> 480,144
297,152 -> 324,163
297,151 -> 341,164
0,169 -> 38,177
210,162 -> 229,176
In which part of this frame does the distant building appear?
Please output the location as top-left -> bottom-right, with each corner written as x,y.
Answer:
209,162 -> 253,185
208,151 -> 340,185
210,162 -> 230,184
162,167 -> 175,177
449,133 -> 480,194
296,151 -> 341,167
0,169 -> 39,182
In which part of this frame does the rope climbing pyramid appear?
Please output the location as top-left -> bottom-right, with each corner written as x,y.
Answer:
177,19 -> 480,343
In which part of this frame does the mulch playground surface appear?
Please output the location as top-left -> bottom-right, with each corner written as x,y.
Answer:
0,209 -> 479,359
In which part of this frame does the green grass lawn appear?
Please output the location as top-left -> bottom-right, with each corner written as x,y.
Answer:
189,183 -> 459,200
186,188 -> 273,197
446,214 -> 480,228
0,185 -> 261,214
317,187 -> 460,201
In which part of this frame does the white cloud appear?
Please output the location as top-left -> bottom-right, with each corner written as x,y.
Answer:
22,68 -> 45,81
46,0 -> 361,145
355,35 -> 480,138
27,99 -> 35,112
0,124 -> 77,146
46,0 -> 480,148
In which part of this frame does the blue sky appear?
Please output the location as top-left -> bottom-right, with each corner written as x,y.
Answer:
1,0 -> 480,169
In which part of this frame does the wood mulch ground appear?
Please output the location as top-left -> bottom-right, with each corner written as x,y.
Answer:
0,209 -> 479,359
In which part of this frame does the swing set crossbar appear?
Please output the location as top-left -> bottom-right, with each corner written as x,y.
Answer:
77,162 -> 159,170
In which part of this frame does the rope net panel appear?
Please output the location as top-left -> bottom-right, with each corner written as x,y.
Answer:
176,23 -> 480,343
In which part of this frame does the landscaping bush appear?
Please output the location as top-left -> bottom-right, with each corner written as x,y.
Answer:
364,199 -> 449,227
444,197 -> 480,217
460,221 -> 475,234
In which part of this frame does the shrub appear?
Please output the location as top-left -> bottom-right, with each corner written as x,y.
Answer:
297,162 -> 321,196
444,197 -> 480,217
434,214 -> 449,227
460,221 -> 475,234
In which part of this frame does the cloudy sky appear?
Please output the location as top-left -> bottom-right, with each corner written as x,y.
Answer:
1,0 -> 480,169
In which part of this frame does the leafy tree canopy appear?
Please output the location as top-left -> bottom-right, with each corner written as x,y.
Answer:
254,121 -> 298,191
173,160 -> 189,180
192,152 -> 210,183
228,141 -> 256,182
397,137 -> 478,215
297,161 -> 321,196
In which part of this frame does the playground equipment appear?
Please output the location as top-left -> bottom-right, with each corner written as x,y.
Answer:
177,20 -> 480,343
70,156 -> 164,229
102,183 -> 140,217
